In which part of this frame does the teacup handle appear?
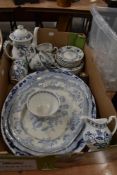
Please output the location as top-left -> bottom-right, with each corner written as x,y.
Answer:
3,40 -> 14,60
53,46 -> 58,53
107,116 -> 117,135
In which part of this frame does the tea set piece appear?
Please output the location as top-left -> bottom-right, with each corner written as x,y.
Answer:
27,90 -> 60,118
29,51 -> 56,70
9,57 -> 28,83
3,25 -> 39,60
39,51 -> 56,68
36,43 -> 58,53
82,115 -> 117,151
29,53 -> 45,71
55,45 -> 84,68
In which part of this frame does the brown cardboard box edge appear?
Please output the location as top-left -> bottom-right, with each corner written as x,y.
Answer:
0,28 -> 116,170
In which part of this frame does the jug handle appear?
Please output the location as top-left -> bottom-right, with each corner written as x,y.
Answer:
107,116 -> 117,135
32,27 -> 40,47
3,40 -> 14,60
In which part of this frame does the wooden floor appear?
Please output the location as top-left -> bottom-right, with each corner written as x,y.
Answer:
0,160 -> 117,175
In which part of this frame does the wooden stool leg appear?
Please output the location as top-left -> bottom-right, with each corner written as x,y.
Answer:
10,21 -> 17,31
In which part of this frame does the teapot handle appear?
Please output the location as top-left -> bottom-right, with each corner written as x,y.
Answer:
32,27 -> 40,47
107,116 -> 117,135
3,40 -> 14,60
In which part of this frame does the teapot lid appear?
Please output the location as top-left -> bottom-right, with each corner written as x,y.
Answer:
9,25 -> 33,42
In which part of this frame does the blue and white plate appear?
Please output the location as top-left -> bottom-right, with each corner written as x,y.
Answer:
1,69 -> 96,155
1,93 -> 96,156
8,88 -> 83,153
1,120 -> 85,156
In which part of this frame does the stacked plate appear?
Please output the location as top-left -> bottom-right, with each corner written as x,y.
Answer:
1,69 -> 96,156
55,46 -> 84,75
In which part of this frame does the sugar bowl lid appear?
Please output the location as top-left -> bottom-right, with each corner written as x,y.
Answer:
9,25 -> 33,42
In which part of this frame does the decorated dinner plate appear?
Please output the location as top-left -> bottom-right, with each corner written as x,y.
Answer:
1,69 -> 96,155
8,88 -> 84,153
55,61 -> 84,75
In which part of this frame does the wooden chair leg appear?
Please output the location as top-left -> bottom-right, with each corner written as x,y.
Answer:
57,15 -> 72,31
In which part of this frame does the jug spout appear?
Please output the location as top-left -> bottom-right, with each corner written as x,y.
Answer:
32,27 -> 40,47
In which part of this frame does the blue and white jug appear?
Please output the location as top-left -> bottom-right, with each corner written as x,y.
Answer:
82,116 -> 117,151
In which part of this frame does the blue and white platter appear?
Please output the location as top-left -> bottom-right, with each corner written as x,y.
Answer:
1,69 -> 96,155
2,122 -> 85,156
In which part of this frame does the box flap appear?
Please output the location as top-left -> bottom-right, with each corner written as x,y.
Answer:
85,45 -> 116,117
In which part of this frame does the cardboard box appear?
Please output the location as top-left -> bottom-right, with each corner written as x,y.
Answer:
0,28 -> 116,171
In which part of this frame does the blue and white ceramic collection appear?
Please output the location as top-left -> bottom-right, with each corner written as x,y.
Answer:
1,69 -> 96,155
4,25 -> 85,82
2,25 -> 116,155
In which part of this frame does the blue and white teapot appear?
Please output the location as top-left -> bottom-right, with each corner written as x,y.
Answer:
82,116 -> 117,151
4,25 -> 39,60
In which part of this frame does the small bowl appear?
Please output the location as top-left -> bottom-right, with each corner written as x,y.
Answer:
27,90 -> 60,118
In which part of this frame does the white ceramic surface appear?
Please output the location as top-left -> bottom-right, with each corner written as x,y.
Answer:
27,90 -> 60,118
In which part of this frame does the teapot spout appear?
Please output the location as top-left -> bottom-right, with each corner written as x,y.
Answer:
32,27 -> 40,47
